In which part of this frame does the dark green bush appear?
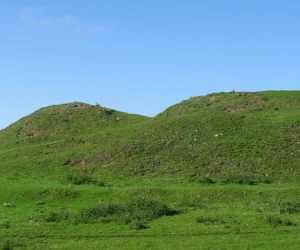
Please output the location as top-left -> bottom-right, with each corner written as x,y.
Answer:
266,215 -> 296,226
67,174 -> 105,186
278,201 -> 300,214
38,189 -> 78,200
127,219 -> 147,230
0,219 -> 11,229
42,207 -> 71,223
198,176 -> 216,184
43,211 -> 61,222
38,198 -> 177,228
36,201 -> 46,205
74,198 -> 177,225
222,174 -> 257,185
196,216 -> 225,226
75,202 -> 120,224
2,241 -> 13,250
122,198 -> 177,222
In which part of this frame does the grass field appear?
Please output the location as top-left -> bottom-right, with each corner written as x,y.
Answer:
1,171 -> 300,249
1,91 -> 300,249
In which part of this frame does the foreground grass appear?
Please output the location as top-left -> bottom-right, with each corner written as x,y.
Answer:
1,169 -> 300,249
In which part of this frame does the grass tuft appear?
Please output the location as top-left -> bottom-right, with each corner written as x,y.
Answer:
0,219 -> 11,229
127,219 -> 147,230
278,200 -> 300,214
2,241 -> 13,250
266,215 -> 296,226
67,173 -> 105,186
196,216 -> 225,226
38,189 -> 78,200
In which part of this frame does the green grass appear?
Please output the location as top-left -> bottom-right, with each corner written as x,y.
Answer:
1,175 -> 300,249
1,91 -> 300,249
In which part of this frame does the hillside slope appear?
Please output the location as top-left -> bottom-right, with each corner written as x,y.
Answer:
1,91 -> 300,182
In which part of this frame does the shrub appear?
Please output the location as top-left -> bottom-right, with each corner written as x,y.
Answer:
74,198 -> 177,226
222,174 -> 257,185
127,219 -> 147,230
38,189 -> 78,200
122,198 -> 177,222
196,216 -> 225,226
260,175 -> 272,184
43,211 -> 61,223
42,207 -> 71,223
67,174 -> 93,185
38,199 -> 178,228
198,176 -> 216,184
75,202 -> 120,224
67,174 -> 105,186
278,201 -> 300,214
261,96 -> 269,101
0,219 -> 11,229
2,241 -> 13,250
266,215 -> 296,226
103,109 -> 114,116
36,201 -> 46,205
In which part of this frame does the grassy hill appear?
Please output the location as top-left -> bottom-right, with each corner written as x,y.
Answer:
1,91 -> 300,249
1,91 -> 300,182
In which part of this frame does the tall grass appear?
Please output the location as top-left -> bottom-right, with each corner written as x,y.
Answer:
38,198 -> 177,229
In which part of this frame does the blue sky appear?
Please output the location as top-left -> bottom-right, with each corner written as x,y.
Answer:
1,1 -> 300,129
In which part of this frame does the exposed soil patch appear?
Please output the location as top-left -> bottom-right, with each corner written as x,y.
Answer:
27,130 -> 42,137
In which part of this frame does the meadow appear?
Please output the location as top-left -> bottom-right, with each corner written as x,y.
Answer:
1,169 -> 300,249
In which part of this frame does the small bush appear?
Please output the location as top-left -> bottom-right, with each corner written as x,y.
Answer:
2,241 -> 13,250
38,199 -> 177,227
0,219 -> 11,229
67,174 -> 105,186
261,177 -> 272,184
278,201 -> 300,214
222,174 -> 257,185
39,189 -> 78,200
43,211 -> 61,223
74,198 -> 177,225
128,220 -> 147,230
103,109 -> 114,116
27,215 -> 36,221
122,198 -> 177,223
261,96 -> 269,101
75,202 -> 120,224
198,176 -> 216,184
266,215 -> 296,226
42,207 -> 71,223
67,174 -> 93,185
196,216 -> 225,226
256,207 -> 264,213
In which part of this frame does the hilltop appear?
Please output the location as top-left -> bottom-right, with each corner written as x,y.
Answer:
1,90 -> 300,182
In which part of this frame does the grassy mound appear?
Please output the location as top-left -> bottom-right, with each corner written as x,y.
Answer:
1,91 -> 300,182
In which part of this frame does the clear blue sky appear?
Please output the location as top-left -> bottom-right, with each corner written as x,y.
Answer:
1,1 -> 300,129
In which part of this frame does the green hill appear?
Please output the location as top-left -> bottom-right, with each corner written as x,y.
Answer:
1,91 -> 300,249
1,91 -> 300,182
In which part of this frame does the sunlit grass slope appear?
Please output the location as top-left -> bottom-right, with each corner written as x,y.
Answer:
1,91 -> 300,182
